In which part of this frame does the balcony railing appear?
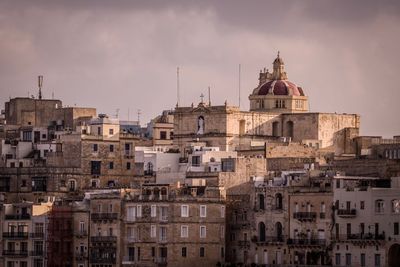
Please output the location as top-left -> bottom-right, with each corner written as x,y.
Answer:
91,213 -> 118,221
287,238 -> 326,246
3,232 -> 29,239
30,232 -> 45,239
91,236 -> 117,243
30,250 -> 45,256
3,250 -> 29,257
75,252 -> 87,260
334,233 -> 385,241
337,209 -> 357,217
255,236 -> 286,244
293,212 -> 317,221
75,230 -> 88,237
238,240 -> 251,247
5,214 -> 31,220
90,256 -> 116,264
122,255 -> 135,264
155,257 -> 167,264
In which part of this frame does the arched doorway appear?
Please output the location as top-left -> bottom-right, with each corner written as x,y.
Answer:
275,193 -> 283,210
286,121 -> 294,140
275,222 -> 283,241
259,194 -> 265,210
272,121 -> 279,137
388,244 -> 400,267
258,222 -> 266,242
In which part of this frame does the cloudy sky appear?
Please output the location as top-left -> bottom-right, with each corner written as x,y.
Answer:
0,0 -> 399,137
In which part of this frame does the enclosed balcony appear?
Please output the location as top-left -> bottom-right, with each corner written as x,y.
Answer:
293,212 -> 317,221
337,209 -> 356,217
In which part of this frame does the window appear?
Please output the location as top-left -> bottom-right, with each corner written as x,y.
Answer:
160,131 -> 167,140
91,161 -> 101,175
200,205 -> 207,217
151,205 -> 157,217
200,247 -> 205,257
109,162 -> 114,169
375,254 -> 381,267
335,253 -> 341,266
127,162 -> 131,170
93,144 -> 98,152
181,205 -> 189,217
346,253 -> 351,266
137,205 -> 142,217
151,225 -> 156,238
361,253 -> 366,267
392,199 -> 400,213
128,247 -> 135,261
336,179 -> 340,188
181,225 -> 189,238
375,199 -> 384,213
159,226 -> 167,241
182,247 -> 187,257
221,247 -> 225,258
79,221 -> 85,233
109,145 -> 114,152
192,156 -> 201,167
221,206 -> 225,218
109,128 -> 114,135
394,222 -> 399,235
127,206 -> 136,222
360,201 -> 365,210
200,226 -> 206,238
220,225 -> 225,239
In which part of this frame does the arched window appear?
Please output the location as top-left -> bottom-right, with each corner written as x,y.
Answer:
259,194 -> 265,210
392,199 -> 400,213
275,193 -> 283,210
375,199 -> 384,213
197,116 -> 205,135
286,121 -> 294,139
145,162 -> 154,175
258,222 -> 266,242
272,121 -> 279,137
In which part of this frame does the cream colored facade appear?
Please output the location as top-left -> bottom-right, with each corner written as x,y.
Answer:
173,55 -> 360,157
121,184 -> 226,267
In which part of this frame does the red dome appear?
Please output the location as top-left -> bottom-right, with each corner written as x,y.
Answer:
257,80 -> 304,96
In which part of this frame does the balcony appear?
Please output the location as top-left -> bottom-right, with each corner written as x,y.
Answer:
320,212 -> 326,219
3,232 -> 29,239
30,232 -> 45,239
30,250 -> 45,257
337,209 -> 357,217
3,250 -> 29,257
155,257 -> 167,265
293,212 -> 317,221
75,230 -> 88,237
91,213 -> 118,221
5,214 -> 31,220
91,236 -> 117,243
90,256 -> 116,264
122,256 -> 135,265
75,252 -> 87,261
238,240 -> 250,247
255,236 -> 285,245
340,233 -> 386,241
287,238 -> 326,246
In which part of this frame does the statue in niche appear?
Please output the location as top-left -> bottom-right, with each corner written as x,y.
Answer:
197,116 -> 204,135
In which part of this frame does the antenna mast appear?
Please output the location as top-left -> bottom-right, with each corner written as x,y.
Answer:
177,67 -> 180,107
137,109 -> 141,125
238,64 -> 241,108
38,75 -> 43,100
208,86 -> 211,106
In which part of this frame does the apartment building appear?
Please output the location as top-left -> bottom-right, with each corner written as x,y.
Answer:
332,176 -> 400,267
121,184 -> 226,267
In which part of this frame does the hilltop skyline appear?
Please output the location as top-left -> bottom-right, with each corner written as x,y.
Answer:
1,0 -> 399,137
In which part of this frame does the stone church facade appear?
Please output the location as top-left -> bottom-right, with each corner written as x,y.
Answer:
173,53 -> 360,156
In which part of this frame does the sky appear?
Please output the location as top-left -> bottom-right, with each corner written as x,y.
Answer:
0,0 -> 399,137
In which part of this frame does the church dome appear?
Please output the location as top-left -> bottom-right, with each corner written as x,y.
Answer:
257,80 -> 305,96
